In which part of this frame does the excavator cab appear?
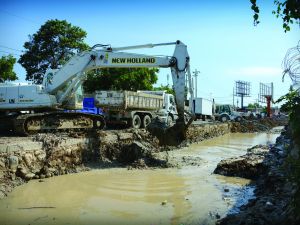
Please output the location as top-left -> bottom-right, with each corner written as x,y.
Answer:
63,86 -> 84,110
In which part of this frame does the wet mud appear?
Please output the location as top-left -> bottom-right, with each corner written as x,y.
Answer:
215,126 -> 300,225
0,118 -> 286,200
0,132 -> 279,225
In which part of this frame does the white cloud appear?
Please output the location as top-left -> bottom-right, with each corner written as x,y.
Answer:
227,66 -> 282,77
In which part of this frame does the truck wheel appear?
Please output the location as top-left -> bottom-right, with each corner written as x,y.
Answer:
220,114 -> 229,122
132,114 -> 141,129
142,115 -> 151,128
235,116 -> 242,122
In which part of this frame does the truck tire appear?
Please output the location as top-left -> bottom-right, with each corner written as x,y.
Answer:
142,115 -> 151,128
132,114 -> 141,129
235,116 -> 242,122
219,114 -> 230,122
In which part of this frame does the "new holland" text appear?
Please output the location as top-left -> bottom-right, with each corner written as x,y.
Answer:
111,58 -> 156,64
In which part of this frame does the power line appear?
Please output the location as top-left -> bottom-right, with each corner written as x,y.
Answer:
0,50 -> 21,56
0,8 -> 37,25
0,45 -> 24,52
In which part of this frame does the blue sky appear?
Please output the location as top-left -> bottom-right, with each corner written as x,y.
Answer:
0,0 -> 299,107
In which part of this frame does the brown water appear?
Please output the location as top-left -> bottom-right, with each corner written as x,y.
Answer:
0,132 -> 279,225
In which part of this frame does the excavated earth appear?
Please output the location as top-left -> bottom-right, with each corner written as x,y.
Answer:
214,126 -> 300,225
0,117 -> 287,201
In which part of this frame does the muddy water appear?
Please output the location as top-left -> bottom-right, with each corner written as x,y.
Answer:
0,132 -> 279,225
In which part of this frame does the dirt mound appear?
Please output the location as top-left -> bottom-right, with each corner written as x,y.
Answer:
230,118 -> 287,133
32,133 -> 66,158
214,145 -> 269,179
146,117 -> 193,146
96,129 -> 162,167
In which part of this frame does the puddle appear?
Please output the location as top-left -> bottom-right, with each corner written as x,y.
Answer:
0,132 -> 279,225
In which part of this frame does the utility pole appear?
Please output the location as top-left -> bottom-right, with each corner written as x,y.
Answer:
233,87 -> 235,107
167,74 -> 169,86
193,69 -> 200,98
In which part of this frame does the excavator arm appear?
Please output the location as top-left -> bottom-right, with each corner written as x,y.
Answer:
44,40 -> 193,122
0,40 -> 194,140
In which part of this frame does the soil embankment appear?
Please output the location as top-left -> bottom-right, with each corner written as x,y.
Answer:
0,118 -> 286,199
214,126 -> 300,225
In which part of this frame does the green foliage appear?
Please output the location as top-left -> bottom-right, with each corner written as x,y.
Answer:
276,89 -> 300,113
18,19 -> 89,84
262,106 -> 267,113
275,89 -> 300,141
153,84 -> 175,95
83,68 -> 159,93
250,0 -> 300,32
250,0 -> 260,25
247,102 -> 260,109
0,55 -> 18,82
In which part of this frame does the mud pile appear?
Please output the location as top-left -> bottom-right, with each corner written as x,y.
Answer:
146,117 -> 191,146
230,117 -> 287,133
94,129 -> 161,166
215,127 -> 300,225
186,123 -> 230,143
214,145 -> 269,179
148,118 -> 231,146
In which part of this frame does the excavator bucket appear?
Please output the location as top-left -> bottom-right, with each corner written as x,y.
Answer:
147,115 -> 194,146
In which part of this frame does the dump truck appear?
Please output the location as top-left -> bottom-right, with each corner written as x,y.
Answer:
94,90 -> 177,128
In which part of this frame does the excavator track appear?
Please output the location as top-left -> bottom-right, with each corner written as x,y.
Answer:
13,112 -> 106,136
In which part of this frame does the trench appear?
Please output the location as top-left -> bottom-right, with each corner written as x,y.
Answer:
0,132 -> 279,225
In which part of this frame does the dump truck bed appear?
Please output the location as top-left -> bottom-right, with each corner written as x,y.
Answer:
95,90 -> 164,110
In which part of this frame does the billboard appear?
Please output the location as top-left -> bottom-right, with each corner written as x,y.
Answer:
259,82 -> 273,103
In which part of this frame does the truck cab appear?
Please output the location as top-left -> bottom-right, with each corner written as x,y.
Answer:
138,91 -> 178,125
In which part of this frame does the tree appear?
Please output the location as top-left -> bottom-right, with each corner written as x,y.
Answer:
250,0 -> 300,32
83,68 -> 159,93
0,55 -> 18,82
247,102 -> 260,109
153,84 -> 175,95
18,19 -> 89,84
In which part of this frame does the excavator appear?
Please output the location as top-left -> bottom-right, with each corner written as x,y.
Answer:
0,40 -> 194,141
